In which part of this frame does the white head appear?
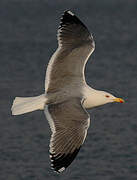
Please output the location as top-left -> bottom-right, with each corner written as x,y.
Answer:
96,90 -> 124,104
83,89 -> 124,109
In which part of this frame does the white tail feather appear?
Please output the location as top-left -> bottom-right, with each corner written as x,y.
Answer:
11,94 -> 46,115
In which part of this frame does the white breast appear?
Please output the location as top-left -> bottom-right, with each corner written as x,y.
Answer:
83,86 -> 95,108
82,86 -> 106,109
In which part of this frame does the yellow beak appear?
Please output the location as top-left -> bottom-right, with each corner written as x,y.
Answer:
113,98 -> 125,103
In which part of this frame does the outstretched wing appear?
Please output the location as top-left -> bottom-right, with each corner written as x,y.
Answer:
45,10 -> 95,92
44,98 -> 90,173
57,10 -> 94,48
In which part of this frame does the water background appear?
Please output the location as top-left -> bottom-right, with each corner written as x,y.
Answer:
0,0 -> 137,179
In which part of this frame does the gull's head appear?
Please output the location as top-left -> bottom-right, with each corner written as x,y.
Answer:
84,89 -> 125,109
96,91 -> 125,106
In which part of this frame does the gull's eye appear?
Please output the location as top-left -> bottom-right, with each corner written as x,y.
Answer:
105,95 -> 110,98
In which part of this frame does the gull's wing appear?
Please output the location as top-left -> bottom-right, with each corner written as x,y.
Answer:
44,98 -> 90,173
45,10 -> 95,92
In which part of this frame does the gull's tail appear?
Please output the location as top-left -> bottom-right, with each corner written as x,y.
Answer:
11,94 -> 46,115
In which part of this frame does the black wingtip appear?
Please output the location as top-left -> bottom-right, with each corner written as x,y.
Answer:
64,10 -> 75,16
59,10 -> 86,30
50,147 -> 81,173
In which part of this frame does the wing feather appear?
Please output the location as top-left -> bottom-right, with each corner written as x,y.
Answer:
44,98 -> 90,173
45,11 -> 95,92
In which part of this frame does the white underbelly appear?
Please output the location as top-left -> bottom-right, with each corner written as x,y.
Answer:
82,86 -> 100,109
83,96 -> 94,109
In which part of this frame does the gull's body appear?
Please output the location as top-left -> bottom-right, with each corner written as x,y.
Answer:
11,11 -> 124,173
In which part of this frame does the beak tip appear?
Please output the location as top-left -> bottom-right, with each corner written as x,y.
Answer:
120,100 -> 124,103
114,98 -> 125,103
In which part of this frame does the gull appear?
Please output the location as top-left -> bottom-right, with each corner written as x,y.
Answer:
11,10 -> 124,173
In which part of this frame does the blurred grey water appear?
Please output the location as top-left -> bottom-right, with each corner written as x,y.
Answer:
0,0 -> 137,179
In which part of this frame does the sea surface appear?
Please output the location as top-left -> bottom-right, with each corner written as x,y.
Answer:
0,0 -> 137,179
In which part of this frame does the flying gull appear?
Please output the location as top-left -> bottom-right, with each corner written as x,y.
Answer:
11,10 -> 124,173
